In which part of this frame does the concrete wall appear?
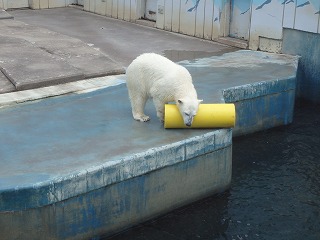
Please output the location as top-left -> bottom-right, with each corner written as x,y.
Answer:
282,29 -> 320,103
163,0 -> 319,52
82,0 -> 230,39
224,77 -> 297,136
156,0 -> 230,40
250,0 -> 320,51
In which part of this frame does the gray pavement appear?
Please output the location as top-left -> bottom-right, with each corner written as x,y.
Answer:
0,7 -> 236,94
0,15 -> 124,93
10,8 -> 237,66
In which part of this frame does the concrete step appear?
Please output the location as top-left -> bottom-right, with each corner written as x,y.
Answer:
0,9 -> 14,20
216,37 -> 248,49
135,19 -> 156,28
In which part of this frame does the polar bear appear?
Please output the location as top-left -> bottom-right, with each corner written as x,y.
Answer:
126,53 -> 202,127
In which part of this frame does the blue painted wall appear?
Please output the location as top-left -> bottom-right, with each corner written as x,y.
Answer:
282,28 -> 320,103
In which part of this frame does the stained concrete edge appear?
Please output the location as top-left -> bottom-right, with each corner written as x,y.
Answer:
0,129 -> 232,211
223,76 -> 297,102
228,76 -> 297,137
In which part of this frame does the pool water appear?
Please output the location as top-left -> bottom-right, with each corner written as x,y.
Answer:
104,101 -> 320,240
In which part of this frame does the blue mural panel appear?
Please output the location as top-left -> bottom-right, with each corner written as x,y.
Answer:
230,0 -> 251,39
295,0 -> 320,32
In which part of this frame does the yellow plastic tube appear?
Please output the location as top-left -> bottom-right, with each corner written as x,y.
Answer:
164,104 -> 236,129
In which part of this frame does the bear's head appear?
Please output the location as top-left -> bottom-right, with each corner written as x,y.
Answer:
177,98 -> 203,127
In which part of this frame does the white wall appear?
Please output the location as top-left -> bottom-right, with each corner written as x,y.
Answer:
0,0 -> 77,9
1,0 -> 29,9
156,0 -> 229,40
249,0 -> 320,51
83,0 -> 229,41
83,0 -> 143,21
28,0 -> 68,9
168,0 -> 320,52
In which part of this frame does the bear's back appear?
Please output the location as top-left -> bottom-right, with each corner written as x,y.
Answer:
134,53 -> 176,73
126,53 -> 192,92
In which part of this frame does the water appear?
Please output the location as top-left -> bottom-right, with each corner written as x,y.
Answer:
104,101 -> 320,240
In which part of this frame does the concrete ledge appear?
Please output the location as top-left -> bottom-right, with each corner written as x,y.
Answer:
0,130 -> 232,239
223,77 -> 296,102
223,76 -> 297,136
0,129 -> 231,212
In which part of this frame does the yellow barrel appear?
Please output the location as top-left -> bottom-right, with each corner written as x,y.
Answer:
164,104 -> 236,129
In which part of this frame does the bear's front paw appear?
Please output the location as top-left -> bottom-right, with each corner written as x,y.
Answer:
134,114 -> 150,122
140,115 -> 150,122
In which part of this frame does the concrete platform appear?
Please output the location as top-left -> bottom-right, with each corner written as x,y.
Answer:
0,50 -> 298,239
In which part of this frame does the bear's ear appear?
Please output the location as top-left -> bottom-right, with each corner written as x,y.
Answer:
178,99 -> 183,104
198,99 -> 203,104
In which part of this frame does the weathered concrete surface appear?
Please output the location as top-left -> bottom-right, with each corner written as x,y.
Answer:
0,33 -> 84,90
0,49 -> 298,239
0,18 -> 124,92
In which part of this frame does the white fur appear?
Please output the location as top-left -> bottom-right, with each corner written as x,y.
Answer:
126,53 -> 202,126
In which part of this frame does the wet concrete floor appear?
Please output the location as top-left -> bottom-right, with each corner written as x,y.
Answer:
104,101 -> 320,240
